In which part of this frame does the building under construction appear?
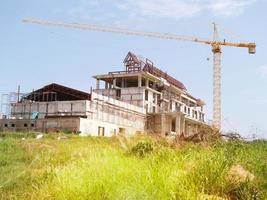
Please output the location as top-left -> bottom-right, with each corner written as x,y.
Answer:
0,52 -> 206,137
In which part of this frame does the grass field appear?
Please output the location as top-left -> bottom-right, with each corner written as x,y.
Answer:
0,132 -> 266,200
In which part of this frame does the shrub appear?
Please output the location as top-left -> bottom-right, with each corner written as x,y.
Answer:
130,140 -> 155,157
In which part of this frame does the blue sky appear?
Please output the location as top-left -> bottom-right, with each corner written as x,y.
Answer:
0,0 -> 267,138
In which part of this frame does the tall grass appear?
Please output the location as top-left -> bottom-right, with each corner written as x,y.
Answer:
0,132 -> 266,200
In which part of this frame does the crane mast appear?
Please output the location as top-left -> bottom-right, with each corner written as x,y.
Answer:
212,23 -> 222,130
22,17 -> 256,131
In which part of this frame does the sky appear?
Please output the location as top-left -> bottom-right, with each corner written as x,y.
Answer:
0,0 -> 267,138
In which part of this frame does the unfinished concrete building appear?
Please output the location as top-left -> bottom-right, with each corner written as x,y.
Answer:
0,83 -> 145,136
0,52 -> 206,137
93,52 -> 205,136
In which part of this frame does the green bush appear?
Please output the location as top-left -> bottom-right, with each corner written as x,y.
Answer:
130,140 -> 155,157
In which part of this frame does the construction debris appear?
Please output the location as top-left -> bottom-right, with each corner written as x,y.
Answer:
198,194 -> 226,200
36,134 -> 44,140
228,164 -> 255,183
57,136 -> 68,140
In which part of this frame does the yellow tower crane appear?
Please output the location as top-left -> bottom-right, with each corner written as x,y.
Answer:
22,17 -> 256,130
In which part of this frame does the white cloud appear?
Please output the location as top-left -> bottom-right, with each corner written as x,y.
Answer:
66,0 -> 258,25
76,0 -> 257,19
259,65 -> 267,77
118,0 -> 203,19
208,0 -> 257,16
113,0 -> 257,19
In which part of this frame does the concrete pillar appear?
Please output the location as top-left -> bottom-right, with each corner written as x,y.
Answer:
113,78 -> 117,88
175,115 -> 181,135
29,103 -> 32,119
161,113 -> 166,136
181,117 -> 185,136
145,79 -> 149,87
121,78 -> 125,88
138,75 -> 142,87
183,118 -> 186,136
96,79 -> 100,89
152,82 -> 156,90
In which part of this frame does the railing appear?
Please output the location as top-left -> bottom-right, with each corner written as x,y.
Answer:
108,70 -> 140,75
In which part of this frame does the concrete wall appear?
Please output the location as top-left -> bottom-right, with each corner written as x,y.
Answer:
120,87 -> 144,107
2,93 -> 146,136
94,87 -> 162,114
79,118 -> 143,137
93,89 -> 117,99
0,119 -> 38,132
11,100 -> 91,119
81,92 -> 146,136
0,118 -> 80,133
147,113 -> 200,137
93,85 -> 205,123
93,87 -> 144,107
91,92 -> 144,114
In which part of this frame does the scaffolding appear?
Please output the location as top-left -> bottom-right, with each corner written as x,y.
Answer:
0,92 -> 23,119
